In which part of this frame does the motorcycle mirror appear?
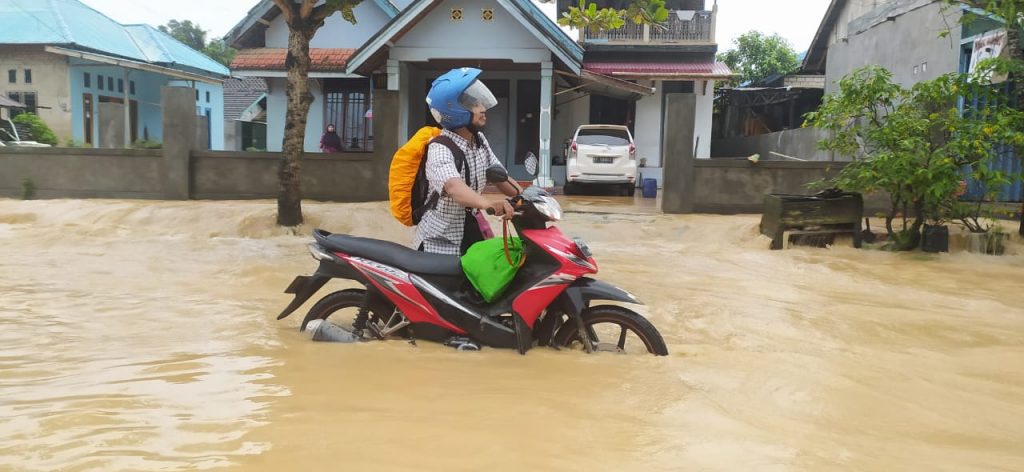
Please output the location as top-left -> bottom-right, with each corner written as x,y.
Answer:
485,165 -> 509,184
524,152 -> 539,177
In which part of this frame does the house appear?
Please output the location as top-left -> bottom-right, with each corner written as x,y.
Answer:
223,77 -> 269,151
226,0 -> 730,186
799,0 -> 1021,201
801,0 -> 966,93
0,0 -> 230,149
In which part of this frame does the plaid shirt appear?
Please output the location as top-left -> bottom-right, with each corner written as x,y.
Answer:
413,129 -> 503,255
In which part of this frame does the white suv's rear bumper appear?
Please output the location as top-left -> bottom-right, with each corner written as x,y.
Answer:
566,160 -> 636,184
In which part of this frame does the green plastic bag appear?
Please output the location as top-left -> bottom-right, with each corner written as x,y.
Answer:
461,236 -> 524,302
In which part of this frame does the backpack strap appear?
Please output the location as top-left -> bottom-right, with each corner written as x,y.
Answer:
429,135 -> 470,187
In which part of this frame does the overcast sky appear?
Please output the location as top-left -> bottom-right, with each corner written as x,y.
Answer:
80,0 -> 831,54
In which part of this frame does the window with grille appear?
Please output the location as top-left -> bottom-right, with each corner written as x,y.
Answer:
6,91 -> 37,117
324,79 -> 373,152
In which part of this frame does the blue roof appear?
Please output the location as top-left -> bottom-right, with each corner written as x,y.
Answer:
0,0 -> 229,78
124,25 -> 230,76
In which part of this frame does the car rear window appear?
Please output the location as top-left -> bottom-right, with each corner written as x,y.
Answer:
576,128 -> 631,145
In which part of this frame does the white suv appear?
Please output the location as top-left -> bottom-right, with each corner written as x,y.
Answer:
565,125 -> 636,196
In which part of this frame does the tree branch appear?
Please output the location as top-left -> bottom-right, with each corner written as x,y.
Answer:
300,0 -> 316,20
272,0 -> 297,23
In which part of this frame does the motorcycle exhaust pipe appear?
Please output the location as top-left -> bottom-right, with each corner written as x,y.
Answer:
304,319 -> 360,343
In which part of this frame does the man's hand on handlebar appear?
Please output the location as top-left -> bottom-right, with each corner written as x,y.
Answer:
485,199 -> 516,220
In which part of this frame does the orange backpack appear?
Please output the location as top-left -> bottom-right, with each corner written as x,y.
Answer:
388,127 -> 469,226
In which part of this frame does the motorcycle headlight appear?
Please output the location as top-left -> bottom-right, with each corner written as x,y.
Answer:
533,195 -> 563,221
572,237 -> 592,259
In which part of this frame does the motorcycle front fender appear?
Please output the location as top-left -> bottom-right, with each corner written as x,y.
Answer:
558,277 -> 643,317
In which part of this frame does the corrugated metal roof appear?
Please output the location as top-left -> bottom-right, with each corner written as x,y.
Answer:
584,61 -> 734,78
124,25 -> 230,76
0,95 -> 27,108
224,77 -> 268,121
0,0 -> 228,78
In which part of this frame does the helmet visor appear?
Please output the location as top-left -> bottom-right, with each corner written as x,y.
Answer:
459,80 -> 498,113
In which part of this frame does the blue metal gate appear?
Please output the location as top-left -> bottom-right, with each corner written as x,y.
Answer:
959,40 -> 1022,202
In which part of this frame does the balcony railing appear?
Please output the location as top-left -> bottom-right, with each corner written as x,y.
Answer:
582,8 -> 717,44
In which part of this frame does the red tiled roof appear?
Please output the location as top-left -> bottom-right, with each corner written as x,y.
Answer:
583,62 -> 734,79
230,48 -> 356,72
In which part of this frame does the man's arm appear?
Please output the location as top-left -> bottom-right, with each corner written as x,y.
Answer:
444,178 -> 514,217
481,134 -> 522,197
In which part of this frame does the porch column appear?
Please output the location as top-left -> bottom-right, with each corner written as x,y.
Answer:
387,59 -> 400,91
538,61 -> 554,188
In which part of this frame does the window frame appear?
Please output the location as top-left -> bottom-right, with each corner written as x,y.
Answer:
322,78 -> 374,153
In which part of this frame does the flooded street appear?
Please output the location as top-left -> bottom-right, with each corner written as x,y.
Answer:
1,198 -> 1023,471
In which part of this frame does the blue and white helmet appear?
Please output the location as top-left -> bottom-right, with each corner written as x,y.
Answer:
426,67 -> 497,129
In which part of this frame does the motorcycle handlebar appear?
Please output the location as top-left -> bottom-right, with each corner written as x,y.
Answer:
485,196 -> 525,216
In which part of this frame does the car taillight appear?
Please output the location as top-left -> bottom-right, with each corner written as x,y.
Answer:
570,141 -> 577,159
628,143 -> 636,160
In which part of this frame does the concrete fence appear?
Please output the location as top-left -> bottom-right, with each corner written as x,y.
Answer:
1,86 -> 398,202
664,94 -> 855,214
711,127 -> 837,162
3,87 -> 859,214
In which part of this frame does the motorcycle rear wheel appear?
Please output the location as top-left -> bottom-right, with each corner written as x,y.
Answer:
553,305 -> 668,356
299,288 -> 367,332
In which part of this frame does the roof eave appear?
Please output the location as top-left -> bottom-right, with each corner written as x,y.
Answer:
801,0 -> 844,73
347,0 -> 583,75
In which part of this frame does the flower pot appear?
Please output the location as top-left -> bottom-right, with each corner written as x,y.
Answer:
966,231 -> 1005,255
921,224 -> 948,253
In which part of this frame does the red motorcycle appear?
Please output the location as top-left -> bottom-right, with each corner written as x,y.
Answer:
277,162 -> 667,355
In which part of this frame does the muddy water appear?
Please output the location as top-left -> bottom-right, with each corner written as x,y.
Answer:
1,198 -> 1023,471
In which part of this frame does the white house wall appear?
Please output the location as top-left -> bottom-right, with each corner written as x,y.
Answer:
392,0 -> 551,63
264,3 -> 391,49
265,77 -> 326,152
633,80 -> 662,167
694,80 -> 713,159
0,50 -> 71,142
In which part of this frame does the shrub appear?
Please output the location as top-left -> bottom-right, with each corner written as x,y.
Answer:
11,113 -> 58,145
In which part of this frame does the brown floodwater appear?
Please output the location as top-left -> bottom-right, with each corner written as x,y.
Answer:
1,198 -> 1022,471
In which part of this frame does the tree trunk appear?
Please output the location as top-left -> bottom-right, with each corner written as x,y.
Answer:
277,25 -> 316,227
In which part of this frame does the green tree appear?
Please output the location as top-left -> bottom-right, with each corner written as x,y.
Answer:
160,20 -> 238,67
158,19 -> 207,51
550,0 -> 669,36
717,31 -> 800,86
624,0 -> 669,27
557,0 -> 626,33
202,39 -> 237,67
805,65 -> 1024,249
271,0 -> 363,226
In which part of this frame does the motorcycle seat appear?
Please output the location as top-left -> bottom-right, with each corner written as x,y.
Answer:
313,229 -> 464,277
